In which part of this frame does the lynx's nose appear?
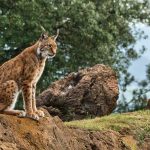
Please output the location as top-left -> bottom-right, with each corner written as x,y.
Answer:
50,48 -> 56,57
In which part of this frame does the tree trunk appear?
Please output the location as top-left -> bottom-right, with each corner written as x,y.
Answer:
147,99 -> 150,109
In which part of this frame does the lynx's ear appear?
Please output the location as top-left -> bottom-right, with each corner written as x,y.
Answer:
51,29 -> 59,41
40,32 -> 48,41
39,25 -> 48,40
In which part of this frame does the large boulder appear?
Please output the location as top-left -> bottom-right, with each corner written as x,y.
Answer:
37,64 -> 119,121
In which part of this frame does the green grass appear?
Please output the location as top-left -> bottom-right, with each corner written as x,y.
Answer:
65,110 -> 150,142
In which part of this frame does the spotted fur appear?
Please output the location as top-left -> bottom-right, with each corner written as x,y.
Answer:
0,33 -> 58,120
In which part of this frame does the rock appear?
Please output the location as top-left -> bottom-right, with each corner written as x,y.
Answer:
37,64 -> 119,121
0,109 -> 128,150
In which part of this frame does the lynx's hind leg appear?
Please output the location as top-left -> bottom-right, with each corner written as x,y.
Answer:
1,80 -> 25,117
3,109 -> 26,116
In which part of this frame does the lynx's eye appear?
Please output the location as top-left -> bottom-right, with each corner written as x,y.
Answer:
40,48 -> 44,51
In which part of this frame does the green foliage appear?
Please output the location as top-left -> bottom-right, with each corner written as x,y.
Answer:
0,0 -> 150,106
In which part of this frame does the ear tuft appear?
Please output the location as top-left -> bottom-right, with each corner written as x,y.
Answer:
40,32 -> 48,41
51,29 -> 59,41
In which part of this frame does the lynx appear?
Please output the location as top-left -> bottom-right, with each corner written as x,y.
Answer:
0,31 -> 58,120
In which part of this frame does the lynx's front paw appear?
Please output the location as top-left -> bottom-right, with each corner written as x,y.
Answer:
26,113 -> 40,121
36,110 -> 45,117
18,111 -> 26,118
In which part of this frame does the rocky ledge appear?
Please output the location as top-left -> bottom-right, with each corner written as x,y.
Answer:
0,109 -> 130,150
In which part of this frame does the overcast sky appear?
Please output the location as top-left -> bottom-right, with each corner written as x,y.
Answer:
123,23 -> 150,100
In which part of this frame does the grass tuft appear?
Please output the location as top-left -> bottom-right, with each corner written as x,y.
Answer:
65,110 -> 150,142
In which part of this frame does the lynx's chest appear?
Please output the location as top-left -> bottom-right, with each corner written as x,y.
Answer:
33,60 -> 46,83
